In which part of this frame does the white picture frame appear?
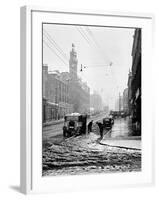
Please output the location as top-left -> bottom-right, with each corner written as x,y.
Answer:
20,6 -> 154,194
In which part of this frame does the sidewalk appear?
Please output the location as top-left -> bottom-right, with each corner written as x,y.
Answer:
100,138 -> 141,150
99,118 -> 142,150
43,118 -> 64,127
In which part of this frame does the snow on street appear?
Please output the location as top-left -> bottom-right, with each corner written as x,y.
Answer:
42,118 -> 141,176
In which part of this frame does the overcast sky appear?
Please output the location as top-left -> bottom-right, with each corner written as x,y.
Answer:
43,24 -> 135,109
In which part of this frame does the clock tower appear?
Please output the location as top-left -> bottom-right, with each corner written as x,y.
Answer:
69,43 -> 78,79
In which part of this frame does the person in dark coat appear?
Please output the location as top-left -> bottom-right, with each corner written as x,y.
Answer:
88,120 -> 93,133
96,122 -> 104,138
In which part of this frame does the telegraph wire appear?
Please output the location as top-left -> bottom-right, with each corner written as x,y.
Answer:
77,26 -> 111,67
79,27 -> 104,59
43,29 -> 69,62
76,26 -> 92,47
82,64 -> 110,68
44,27 -> 112,74
44,29 -> 68,60
85,26 -> 111,64
79,27 -> 93,45
43,33 -> 68,62
43,39 -> 68,66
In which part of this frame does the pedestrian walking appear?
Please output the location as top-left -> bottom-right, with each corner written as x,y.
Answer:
88,120 -> 93,133
96,122 -> 104,138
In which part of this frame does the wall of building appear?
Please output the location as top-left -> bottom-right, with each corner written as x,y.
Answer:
90,92 -> 103,113
127,28 -> 141,134
42,43 -> 90,122
42,66 -> 73,122
123,88 -> 129,113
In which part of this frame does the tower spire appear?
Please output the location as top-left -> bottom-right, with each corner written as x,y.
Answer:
69,43 -> 78,79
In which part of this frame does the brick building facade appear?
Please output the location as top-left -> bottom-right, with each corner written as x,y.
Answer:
42,43 -> 90,122
42,66 -> 73,122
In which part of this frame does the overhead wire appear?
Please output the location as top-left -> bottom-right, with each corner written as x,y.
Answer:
84,26 -> 120,86
76,26 -> 112,75
43,29 -> 69,60
43,29 -> 69,64
43,39 -> 68,66
81,26 -> 110,64
76,26 -> 92,47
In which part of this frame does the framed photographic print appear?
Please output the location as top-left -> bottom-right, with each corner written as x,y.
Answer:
20,6 -> 154,194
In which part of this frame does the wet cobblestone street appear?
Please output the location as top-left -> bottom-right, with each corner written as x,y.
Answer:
43,120 -> 141,176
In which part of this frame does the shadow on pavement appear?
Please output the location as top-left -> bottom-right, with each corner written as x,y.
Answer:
9,185 -> 21,193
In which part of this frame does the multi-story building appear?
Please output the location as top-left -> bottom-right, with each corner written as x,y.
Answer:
115,93 -> 123,112
42,66 -> 73,122
123,88 -> 129,114
90,92 -> 103,114
42,43 -> 90,122
68,43 -> 90,114
127,70 -> 132,115
127,28 -> 141,133
131,28 -> 141,129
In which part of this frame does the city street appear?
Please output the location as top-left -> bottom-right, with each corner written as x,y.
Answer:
42,112 -> 107,140
42,117 -> 141,176
42,24 -> 142,177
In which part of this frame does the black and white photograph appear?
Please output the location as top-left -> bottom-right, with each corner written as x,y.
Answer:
42,23 -> 141,176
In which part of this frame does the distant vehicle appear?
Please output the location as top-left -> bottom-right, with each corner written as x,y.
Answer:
109,110 -> 128,118
63,113 -> 87,137
110,111 -> 118,118
103,117 -> 112,130
121,111 -> 125,118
